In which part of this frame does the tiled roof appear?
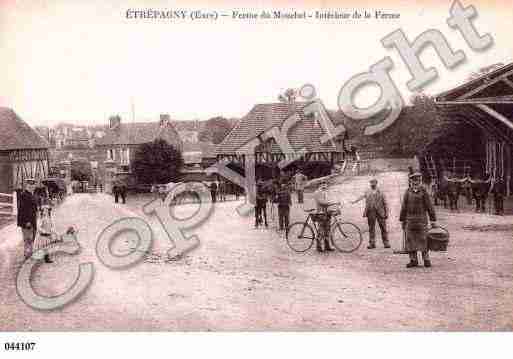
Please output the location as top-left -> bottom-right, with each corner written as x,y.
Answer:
172,120 -> 204,132
96,121 -> 181,147
215,102 -> 340,155
0,107 -> 50,151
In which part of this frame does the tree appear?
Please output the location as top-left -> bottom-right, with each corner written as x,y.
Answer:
71,160 -> 92,182
132,139 -> 183,184
198,116 -> 232,144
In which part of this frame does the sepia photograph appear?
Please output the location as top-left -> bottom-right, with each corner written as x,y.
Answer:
0,0 -> 512,356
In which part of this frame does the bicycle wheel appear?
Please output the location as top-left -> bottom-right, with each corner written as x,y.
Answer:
286,222 -> 315,253
331,221 -> 362,253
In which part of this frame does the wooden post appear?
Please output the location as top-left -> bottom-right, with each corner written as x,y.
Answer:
12,191 -> 17,216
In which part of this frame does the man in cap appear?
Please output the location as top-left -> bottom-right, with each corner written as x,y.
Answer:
17,179 -> 52,263
313,180 -> 335,252
276,180 -> 292,234
352,178 -> 390,249
399,172 -> 437,268
255,179 -> 268,228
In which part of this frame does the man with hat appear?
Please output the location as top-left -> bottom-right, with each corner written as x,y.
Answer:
399,172 -> 437,268
255,179 -> 268,228
352,178 -> 390,249
276,179 -> 292,234
17,178 -> 52,263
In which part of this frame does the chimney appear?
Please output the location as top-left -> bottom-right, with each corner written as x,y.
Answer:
109,115 -> 121,130
160,113 -> 170,127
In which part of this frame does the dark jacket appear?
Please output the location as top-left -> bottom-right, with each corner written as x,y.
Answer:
399,186 -> 436,224
256,186 -> 267,207
276,189 -> 291,208
492,180 -> 506,197
17,190 -> 38,229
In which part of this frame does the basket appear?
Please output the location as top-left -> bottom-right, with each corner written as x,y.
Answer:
427,226 -> 449,251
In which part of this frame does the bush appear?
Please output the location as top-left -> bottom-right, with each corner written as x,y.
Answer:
132,139 -> 183,184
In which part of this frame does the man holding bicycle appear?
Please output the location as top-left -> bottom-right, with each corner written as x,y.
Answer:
313,180 -> 335,252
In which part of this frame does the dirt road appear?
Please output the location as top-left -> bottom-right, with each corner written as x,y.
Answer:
1,173 -> 512,330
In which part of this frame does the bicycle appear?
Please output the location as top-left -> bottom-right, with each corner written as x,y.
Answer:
286,202 -> 363,253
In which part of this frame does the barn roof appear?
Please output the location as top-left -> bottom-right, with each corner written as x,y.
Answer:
435,62 -> 513,101
215,102 -> 340,155
433,62 -> 513,145
0,107 -> 50,151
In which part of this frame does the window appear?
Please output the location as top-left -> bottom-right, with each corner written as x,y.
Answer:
107,149 -> 115,161
120,148 -> 130,165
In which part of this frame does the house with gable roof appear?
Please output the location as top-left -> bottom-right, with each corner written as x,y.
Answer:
95,113 -> 182,190
0,108 -> 50,193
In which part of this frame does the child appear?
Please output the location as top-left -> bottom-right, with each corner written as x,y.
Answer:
36,205 -> 56,263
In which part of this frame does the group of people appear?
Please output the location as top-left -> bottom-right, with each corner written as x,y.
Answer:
253,170 -> 309,231
208,180 -> 245,203
431,171 -> 506,215
254,177 -> 293,232
112,179 -> 128,204
351,172 -> 438,268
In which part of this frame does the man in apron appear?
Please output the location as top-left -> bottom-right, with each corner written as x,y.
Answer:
399,172 -> 437,268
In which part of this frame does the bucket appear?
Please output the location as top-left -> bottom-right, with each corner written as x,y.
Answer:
427,226 -> 449,251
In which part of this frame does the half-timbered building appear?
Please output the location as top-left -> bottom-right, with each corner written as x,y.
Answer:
0,107 -> 50,193
215,102 -> 344,179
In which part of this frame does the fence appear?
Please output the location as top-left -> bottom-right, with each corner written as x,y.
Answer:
0,192 -> 17,217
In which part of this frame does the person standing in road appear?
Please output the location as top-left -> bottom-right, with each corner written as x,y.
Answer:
112,179 -> 120,203
492,177 -> 506,215
276,181 -> 292,234
293,170 -> 307,204
210,181 -> 218,203
254,180 -> 268,228
352,178 -> 390,249
17,179 -> 52,263
313,180 -> 335,252
120,182 -> 128,204
399,172 -> 437,268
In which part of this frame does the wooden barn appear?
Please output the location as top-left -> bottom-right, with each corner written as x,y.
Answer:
428,62 -> 513,194
0,107 -> 50,193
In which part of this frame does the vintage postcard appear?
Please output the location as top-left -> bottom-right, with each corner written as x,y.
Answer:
0,0 -> 512,354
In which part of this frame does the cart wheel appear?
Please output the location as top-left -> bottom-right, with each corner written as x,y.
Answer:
286,222 -> 315,253
331,221 -> 362,253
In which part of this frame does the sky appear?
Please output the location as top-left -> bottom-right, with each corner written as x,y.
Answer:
0,0 -> 511,127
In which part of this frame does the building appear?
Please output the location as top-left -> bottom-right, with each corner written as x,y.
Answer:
215,102 -> 343,180
179,141 -> 217,182
173,119 -> 204,144
0,108 -> 50,193
430,62 -> 513,194
95,114 -> 182,190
